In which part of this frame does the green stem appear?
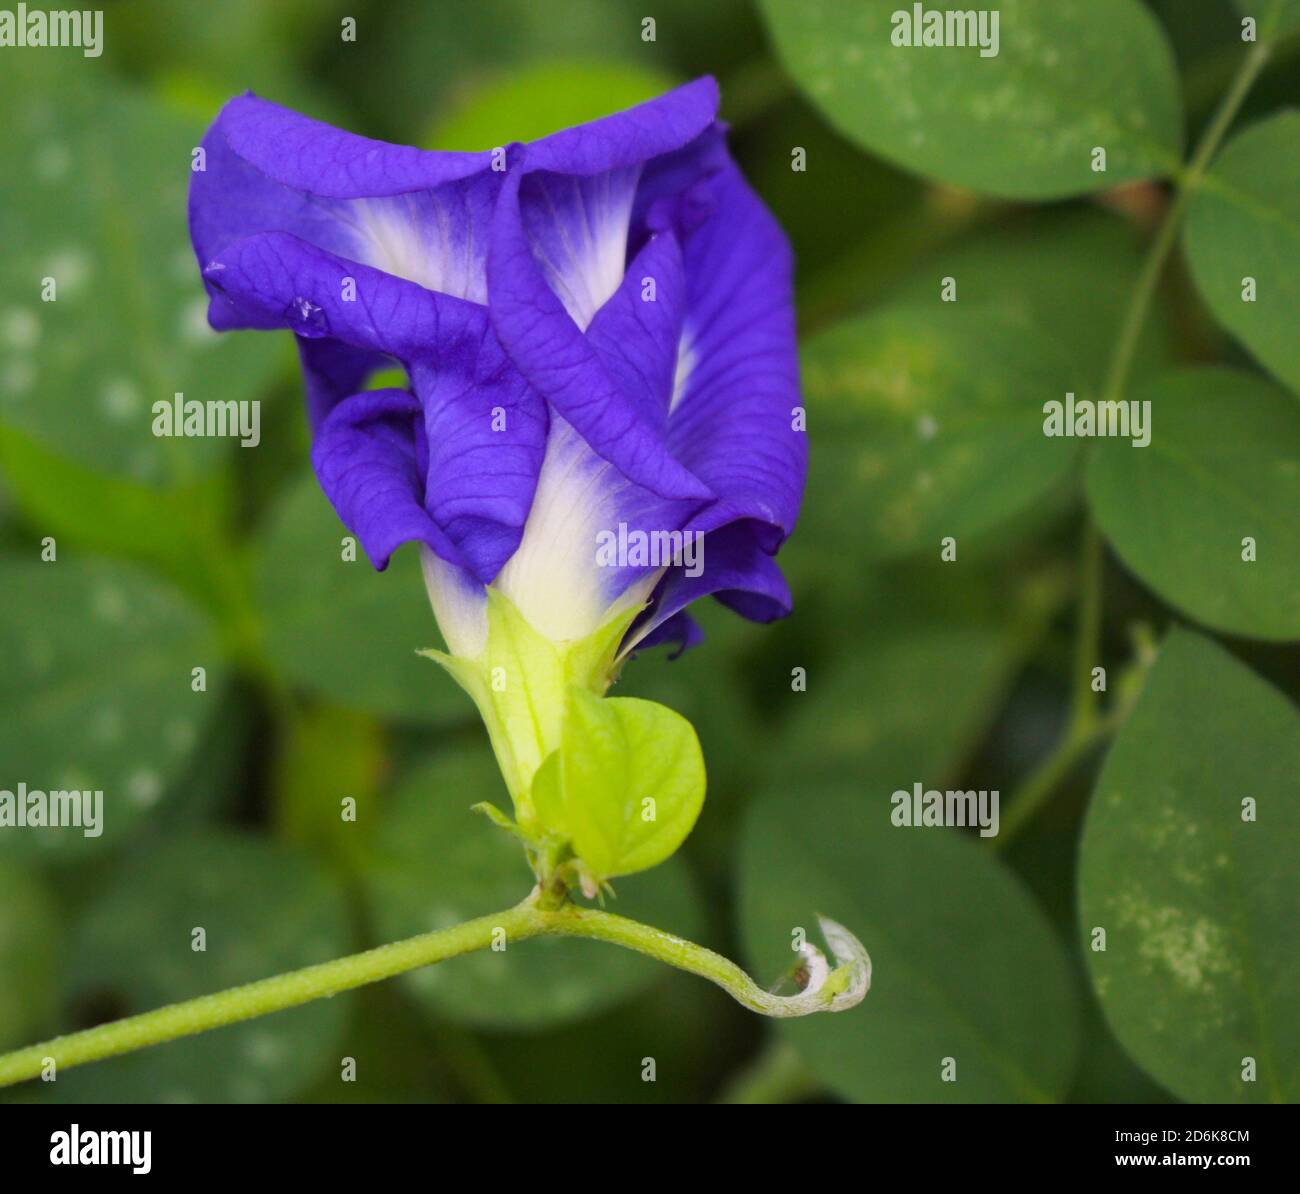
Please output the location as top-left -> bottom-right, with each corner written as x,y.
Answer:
1069,519 -> 1104,734
1100,38 -> 1272,407
0,898 -> 868,1089
998,38 -> 1274,847
0,904 -> 540,1089
993,714 -> 1117,850
994,518 -> 1108,847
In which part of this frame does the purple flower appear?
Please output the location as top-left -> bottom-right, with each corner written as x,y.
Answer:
189,78 -> 805,658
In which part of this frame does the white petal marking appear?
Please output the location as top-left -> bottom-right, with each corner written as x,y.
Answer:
420,546 -> 488,658
669,323 -> 698,415
493,416 -> 657,643
523,167 -> 640,330
348,193 -> 487,304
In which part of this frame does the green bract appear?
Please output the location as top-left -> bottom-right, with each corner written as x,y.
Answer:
539,689 -> 705,883
422,590 -> 706,888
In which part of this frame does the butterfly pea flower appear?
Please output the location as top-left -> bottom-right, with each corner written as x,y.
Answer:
189,79 -> 805,883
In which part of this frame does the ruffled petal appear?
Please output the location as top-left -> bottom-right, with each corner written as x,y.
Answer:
201,230 -> 476,361
517,164 -> 641,331
214,93 -> 493,196
630,123 -> 730,245
629,521 -> 793,652
190,94 -> 501,329
488,166 -> 711,503
296,338 -> 391,429
310,388 -> 461,570
584,230 -> 687,431
668,163 -> 806,548
191,78 -> 717,321
408,330 -> 547,584
206,232 -> 546,581
633,610 -> 705,658
521,77 -> 720,176
187,79 -> 805,645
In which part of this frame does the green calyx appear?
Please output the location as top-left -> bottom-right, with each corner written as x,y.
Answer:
421,589 -> 706,892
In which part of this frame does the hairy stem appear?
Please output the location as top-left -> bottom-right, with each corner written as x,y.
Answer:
0,897 -> 868,1089
0,903 -> 543,1089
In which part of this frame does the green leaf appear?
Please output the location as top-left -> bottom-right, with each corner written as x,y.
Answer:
887,210 -> 1173,389
1233,0 -> 1300,39
0,420 -> 238,614
1079,629 -> 1300,1103
105,0 -> 337,112
297,986 -> 452,1105
556,687 -> 706,880
746,94 -> 924,296
426,61 -> 679,150
0,555 -> 225,860
1069,997 -> 1179,1104
150,691 -> 249,833
766,624 -> 1012,792
1086,369 -> 1300,640
53,831 -> 352,1103
255,473 -> 467,724
350,0 -> 754,145
758,0 -> 1182,199
0,861 -> 60,1050
800,305 -> 1080,560
474,973 -> 735,1104
739,788 -> 1080,1102
362,744 -> 704,1030
1184,111 -> 1300,394
0,55 -> 283,483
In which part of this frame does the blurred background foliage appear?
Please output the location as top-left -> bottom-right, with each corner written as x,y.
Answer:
1,0 -> 1297,1104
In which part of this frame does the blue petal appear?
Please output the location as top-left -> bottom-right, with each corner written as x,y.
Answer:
205,232 -> 546,582
488,164 -> 711,503
669,163 -> 806,548
310,388 -> 460,571
630,521 -> 794,652
188,78 -> 805,643
585,231 -> 687,430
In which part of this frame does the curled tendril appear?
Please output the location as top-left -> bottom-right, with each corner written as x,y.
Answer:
762,916 -> 872,1018
0,900 -> 870,1088
545,903 -> 871,1020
